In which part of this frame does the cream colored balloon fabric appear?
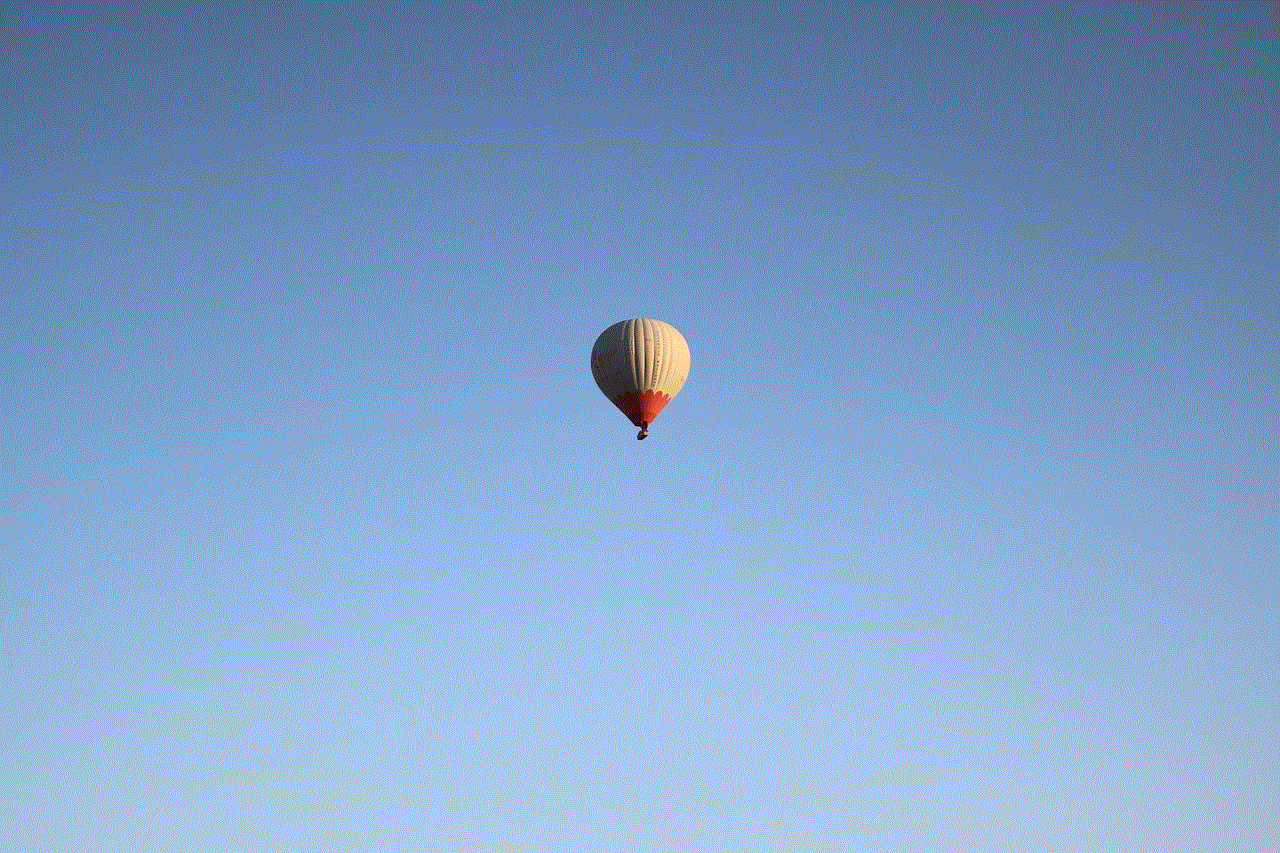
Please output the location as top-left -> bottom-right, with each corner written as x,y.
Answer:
591,319 -> 690,430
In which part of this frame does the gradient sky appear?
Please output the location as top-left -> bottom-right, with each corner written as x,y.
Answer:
3,3 -> 1277,851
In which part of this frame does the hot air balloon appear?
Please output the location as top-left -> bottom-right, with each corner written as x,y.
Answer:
591,318 -> 690,439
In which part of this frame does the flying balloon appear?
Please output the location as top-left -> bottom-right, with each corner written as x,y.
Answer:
591,318 -> 690,439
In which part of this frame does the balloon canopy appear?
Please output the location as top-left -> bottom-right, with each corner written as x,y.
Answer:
591,318 -> 690,439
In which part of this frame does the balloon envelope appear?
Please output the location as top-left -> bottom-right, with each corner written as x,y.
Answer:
591,318 -> 690,434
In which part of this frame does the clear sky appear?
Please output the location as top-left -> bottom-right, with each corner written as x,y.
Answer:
3,2 -> 1277,851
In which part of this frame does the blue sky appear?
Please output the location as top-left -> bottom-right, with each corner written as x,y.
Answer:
3,2 -> 1277,850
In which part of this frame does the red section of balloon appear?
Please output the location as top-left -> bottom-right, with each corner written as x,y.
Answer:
610,389 -> 673,427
